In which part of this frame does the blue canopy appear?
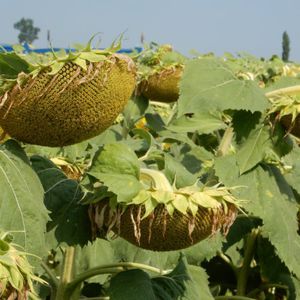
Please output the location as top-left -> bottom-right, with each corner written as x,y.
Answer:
0,43 -> 142,54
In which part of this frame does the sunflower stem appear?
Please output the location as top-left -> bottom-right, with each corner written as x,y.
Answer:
265,85 -> 300,98
247,283 -> 289,298
215,296 -> 255,300
236,229 -> 259,296
65,262 -> 168,296
41,261 -> 59,291
217,127 -> 234,156
55,246 -> 76,300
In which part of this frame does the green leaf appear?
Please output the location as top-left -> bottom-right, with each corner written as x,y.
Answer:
152,255 -> 189,300
76,239 -> 116,283
89,143 -> 140,179
223,216 -> 262,251
0,140 -> 48,260
291,277 -> 300,300
164,153 -> 198,188
123,95 -> 149,127
0,52 -> 30,78
236,125 -> 272,174
177,58 -> 269,117
30,155 -> 91,246
168,112 -> 226,134
145,113 -> 166,132
215,157 -> 300,277
256,237 -> 289,282
282,145 -> 300,196
181,265 -> 214,300
232,110 -> 262,143
97,173 -> 143,203
109,269 -> 156,300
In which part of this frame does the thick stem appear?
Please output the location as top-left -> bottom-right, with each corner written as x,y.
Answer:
41,261 -> 59,288
217,127 -> 234,157
236,229 -> 259,296
65,262 -> 169,296
265,85 -> 300,98
55,246 -> 76,300
215,296 -> 255,300
217,251 -> 238,276
247,283 -> 289,298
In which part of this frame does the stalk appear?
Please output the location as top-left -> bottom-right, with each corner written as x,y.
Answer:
55,246 -> 76,300
247,283 -> 289,298
215,296 -> 255,300
236,229 -> 259,296
217,127 -> 234,156
265,85 -> 300,98
65,262 -> 168,296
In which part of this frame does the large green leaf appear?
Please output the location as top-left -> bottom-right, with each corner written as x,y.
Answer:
0,140 -> 48,258
0,52 -> 30,78
291,277 -> 300,300
76,239 -> 116,284
87,143 -> 143,203
109,269 -> 156,300
152,255 -> 189,300
164,153 -> 198,188
236,125 -> 272,174
181,265 -> 214,300
177,58 -> 269,117
282,145 -> 300,196
232,110 -> 262,143
108,255 -> 189,300
256,237 -> 289,282
167,112 -> 226,134
31,155 -> 91,246
89,143 -> 140,179
215,156 -> 300,277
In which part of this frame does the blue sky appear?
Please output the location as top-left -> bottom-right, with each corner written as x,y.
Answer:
1,0 -> 300,62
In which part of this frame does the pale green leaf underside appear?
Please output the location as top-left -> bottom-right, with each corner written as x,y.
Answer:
178,58 -> 269,117
0,141 -> 48,259
168,111 -> 226,134
236,125 -> 271,174
215,156 -> 300,277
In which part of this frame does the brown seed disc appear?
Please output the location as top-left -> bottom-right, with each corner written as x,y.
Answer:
0,54 -> 136,147
90,200 -> 237,251
280,114 -> 300,138
140,66 -> 183,103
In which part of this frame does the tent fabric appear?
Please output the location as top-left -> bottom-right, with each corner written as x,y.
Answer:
0,43 -> 142,54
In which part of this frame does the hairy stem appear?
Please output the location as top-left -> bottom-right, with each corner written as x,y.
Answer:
236,229 -> 259,296
65,262 -> 169,295
215,296 -> 255,300
265,85 -> 300,98
55,246 -> 76,300
247,283 -> 289,298
41,261 -> 59,288
217,251 -> 238,276
217,127 -> 234,156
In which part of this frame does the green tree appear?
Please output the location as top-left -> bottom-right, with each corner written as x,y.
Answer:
282,30 -> 290,62
14,18 -> 40,44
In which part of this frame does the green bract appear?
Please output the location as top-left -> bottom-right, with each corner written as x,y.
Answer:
266,85 -> 300,137
0,232 -> 45,300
